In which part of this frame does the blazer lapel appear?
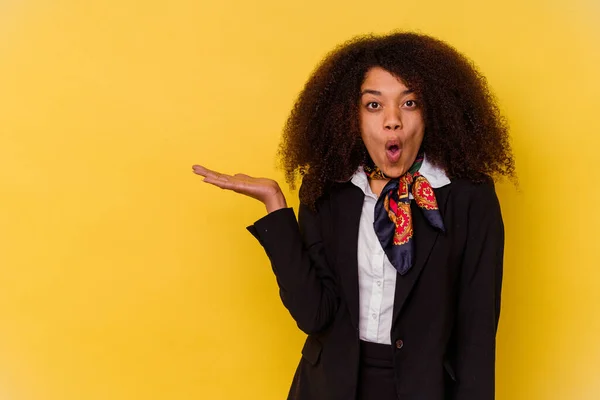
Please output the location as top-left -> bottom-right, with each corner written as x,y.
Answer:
392,184 -> 453,325
333,183 -> 364,331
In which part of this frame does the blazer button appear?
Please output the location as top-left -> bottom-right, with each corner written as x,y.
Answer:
395,339 -> 404,349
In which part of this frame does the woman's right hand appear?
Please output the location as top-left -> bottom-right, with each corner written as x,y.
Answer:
192,165 -> 288,213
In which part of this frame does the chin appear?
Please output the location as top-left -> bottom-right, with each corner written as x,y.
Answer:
381,164 -> 408,178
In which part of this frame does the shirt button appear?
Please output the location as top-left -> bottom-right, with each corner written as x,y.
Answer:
377,281 -> 382,286
372,313 -> 377,319
395,339 -> 404,349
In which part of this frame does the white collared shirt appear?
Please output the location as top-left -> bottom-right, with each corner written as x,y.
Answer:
350,155 -> 451,344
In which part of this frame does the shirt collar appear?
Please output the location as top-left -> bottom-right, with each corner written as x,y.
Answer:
350,154 -> 451,198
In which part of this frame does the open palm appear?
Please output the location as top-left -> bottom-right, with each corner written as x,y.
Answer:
192,165 -> 287,212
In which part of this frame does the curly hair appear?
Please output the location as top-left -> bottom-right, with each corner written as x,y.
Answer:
278,31 -> 515,208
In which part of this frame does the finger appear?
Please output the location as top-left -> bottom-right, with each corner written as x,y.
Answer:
203,176 -> 248,193
192,165 -> 210,177
202,176 -> 227,188
195,167 -> 234,183
192,165 -> 224,180
213,172 -> 232,182
233,173 -> 256,183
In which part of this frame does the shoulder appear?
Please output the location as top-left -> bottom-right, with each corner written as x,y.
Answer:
438,177 -> 502,223
445,176 -> 498,202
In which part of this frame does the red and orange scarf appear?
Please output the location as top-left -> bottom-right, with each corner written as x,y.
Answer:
364,155 -> 445,275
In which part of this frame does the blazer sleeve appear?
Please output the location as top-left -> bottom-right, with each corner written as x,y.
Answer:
452,182 -> 504,400
246,203 -> 339,335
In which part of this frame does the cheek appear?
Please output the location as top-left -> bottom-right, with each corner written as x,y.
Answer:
359,127 -> 381,160
412,129 -> 425,146
407,115 -> 425,143
405,132 -> 424,159
359,114 -> 380,144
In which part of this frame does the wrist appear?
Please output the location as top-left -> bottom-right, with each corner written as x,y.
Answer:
264,191 -> 287,213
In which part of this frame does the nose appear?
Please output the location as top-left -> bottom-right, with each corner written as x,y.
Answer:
384,109 -> 402,130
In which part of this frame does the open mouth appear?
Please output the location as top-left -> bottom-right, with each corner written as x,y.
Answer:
386,140 -> 402,163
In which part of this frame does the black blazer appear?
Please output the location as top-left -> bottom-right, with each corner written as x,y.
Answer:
247,178 -> 504,400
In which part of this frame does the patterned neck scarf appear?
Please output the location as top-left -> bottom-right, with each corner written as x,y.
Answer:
363,154 -> 445,275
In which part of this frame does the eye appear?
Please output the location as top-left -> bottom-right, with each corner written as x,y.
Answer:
403,100 -> 418,108
365,101 -> 381,110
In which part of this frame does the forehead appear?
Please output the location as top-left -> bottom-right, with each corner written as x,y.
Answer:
361,66 -> 409,92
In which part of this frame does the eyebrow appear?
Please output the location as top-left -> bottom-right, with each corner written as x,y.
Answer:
360,89 -> 414,96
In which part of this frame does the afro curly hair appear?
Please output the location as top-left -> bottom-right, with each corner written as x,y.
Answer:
278,31 -> 515,208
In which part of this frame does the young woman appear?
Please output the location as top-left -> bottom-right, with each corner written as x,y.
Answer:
193,32 -> 514,400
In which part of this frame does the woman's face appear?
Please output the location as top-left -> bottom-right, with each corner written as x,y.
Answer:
359,67 -> 425,178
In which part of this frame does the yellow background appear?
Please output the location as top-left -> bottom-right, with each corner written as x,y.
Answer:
1,0 -> 599,399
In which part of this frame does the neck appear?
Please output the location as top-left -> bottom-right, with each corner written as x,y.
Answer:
368,178 -> 390,197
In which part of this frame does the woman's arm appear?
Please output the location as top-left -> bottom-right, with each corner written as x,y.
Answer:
247,203 -> 339,334
193,165 -> 339,334
452,181 -> 504,400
